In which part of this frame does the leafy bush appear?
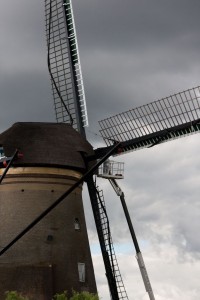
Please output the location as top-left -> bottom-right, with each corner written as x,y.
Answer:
5,291 -> 28,300
69,291 -> 99,300
5,290 -> 99,300
53,291 -> 68,300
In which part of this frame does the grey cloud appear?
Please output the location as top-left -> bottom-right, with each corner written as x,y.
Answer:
0,71 -> 54,132
1,1 -> 200,299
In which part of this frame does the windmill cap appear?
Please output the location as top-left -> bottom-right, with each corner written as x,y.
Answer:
0,122 -> 94,171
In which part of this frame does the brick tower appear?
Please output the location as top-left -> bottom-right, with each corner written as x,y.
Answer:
0,122 -> 97,300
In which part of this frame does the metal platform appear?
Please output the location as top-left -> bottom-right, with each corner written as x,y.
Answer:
97,160 -> 124,179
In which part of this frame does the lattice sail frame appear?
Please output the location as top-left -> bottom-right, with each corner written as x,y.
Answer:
99,86 -> 200,155
45,0 -> 88,133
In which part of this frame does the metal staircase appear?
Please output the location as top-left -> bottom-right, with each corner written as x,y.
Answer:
94,182 -> 129,300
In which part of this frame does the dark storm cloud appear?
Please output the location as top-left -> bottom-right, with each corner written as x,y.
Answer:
73,0 -> 200,132
1,1 -> 200,299
0,72 -> 54,132
0,0 -> 54,131
2,1 -> 200,132
74,0 -> 200,50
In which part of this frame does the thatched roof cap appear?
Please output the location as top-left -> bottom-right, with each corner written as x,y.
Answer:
0,122 -> 94,171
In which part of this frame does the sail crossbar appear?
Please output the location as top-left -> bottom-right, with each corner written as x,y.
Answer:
98,86 -> 200,154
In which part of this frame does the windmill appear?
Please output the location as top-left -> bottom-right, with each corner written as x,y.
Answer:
43,0 -> 200,299
0,1 -> 199,300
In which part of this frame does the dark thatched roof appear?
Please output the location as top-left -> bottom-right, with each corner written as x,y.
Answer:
0,122 -> 94,171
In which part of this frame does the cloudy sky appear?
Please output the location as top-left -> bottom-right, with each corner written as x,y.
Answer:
1,1 -> 200,299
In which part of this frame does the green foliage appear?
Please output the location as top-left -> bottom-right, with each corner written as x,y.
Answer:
53,290 -> 99,300
53,291 -> 68,300
5,291 -> 28,300
69,291 -> 99,300
5,290 -> 99,300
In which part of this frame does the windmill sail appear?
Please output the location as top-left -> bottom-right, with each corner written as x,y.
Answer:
45,0 -> 88,135
99,86 -> 200,155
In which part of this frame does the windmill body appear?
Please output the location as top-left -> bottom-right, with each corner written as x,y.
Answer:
0,123 -> 97,298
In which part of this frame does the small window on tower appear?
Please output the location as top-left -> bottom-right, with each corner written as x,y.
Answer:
78,263 -> 85,282
74,218 -> 81,230
0,146 -> 5,158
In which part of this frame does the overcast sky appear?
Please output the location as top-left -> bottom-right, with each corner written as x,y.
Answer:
1,1 -> 200,299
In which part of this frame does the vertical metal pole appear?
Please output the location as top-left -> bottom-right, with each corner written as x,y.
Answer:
109,178 -> 155,300
120,192 -> 155,300
120,192 -> 140,253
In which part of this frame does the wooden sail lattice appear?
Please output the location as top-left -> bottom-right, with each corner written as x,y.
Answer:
99,86 -> 200,155
45,0 -> 88,133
